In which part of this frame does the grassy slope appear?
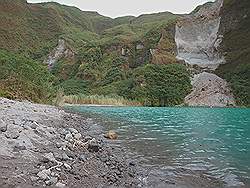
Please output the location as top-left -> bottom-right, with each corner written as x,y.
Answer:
0,1 -> 188,105
0,50 -> 54,103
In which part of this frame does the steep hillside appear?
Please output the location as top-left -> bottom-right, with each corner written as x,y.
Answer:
0,0 -> 186,106
0,50 -> 54,103
0,0 -> 248,106
216,0 -> 250,106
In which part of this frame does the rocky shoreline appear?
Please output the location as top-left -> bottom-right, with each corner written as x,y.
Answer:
0,97 -> 141,188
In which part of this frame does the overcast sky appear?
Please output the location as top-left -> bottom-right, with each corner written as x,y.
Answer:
27,0 -> 214,18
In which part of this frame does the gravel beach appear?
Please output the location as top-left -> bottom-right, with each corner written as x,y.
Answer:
0,97 -> 140,188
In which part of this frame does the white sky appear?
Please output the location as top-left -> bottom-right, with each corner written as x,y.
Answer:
27,0 -> 214,18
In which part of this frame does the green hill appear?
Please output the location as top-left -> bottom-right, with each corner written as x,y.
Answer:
0,0 -> 249,106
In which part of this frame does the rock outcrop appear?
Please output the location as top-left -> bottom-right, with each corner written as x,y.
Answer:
175,0 -> 225,70
43,39 -> 74,69
184,72 -> 235,107
174,0 -> 237,107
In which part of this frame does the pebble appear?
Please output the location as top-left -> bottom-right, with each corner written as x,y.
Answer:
68,128 -> 78,134
79,154 -> 87,162
30,122 -> 38,129
55,182 -> 66,188
64,163 -> 71,170
73,133 -> 81,140
45,177 -> 58,185
104,130 -> 118,140
43,152 -> 57,162
5,130 -> 20,139
13,144 -> 27,152
0,119 -> 7,132
30,176 -> 39,182
65,133 -> 73,141
87,138 -> 101,152
37,169 -> 51,180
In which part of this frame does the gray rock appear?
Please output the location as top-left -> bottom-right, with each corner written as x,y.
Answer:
60,129 -> 70,136
87,138 -> 101,152
13,144 -> 27,152
5,129 -> 20,139
55,182 -> 66,188
54,152 -> 70,161
0,119 -> 7,132
84,136 -> 92,141
43,152 -> 57,162
37,169 -> 51,180
45,177 -> 58,185
30,176 -> 39,182
30,122 -> 38,129
79,154 -> 87,162
62,152 -> 70,161
73,133 -> 81,140
63,163 -> 71,170
65,133 -> 73,141
68,128 -> 78,134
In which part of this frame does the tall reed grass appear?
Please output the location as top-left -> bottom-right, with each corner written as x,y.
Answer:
63,94 -> 141,106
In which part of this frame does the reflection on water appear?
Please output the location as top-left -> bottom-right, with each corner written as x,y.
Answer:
68,106 -> 250,187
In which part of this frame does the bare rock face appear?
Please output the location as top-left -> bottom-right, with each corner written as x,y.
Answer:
185,72 -> 235,107
175,0 -> 225,70
43,39 -> 74,69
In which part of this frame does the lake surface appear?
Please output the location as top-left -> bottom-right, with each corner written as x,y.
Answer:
68,106 -> 250,187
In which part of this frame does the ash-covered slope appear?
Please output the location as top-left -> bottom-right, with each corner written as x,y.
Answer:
185,72 -> 235,107
174,0 -> 236,107
175,0 -> 225,70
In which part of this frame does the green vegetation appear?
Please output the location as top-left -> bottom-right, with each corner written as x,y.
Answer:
2,0 -> 249,107
0,1 -> 191,106
142,64 -> 192,106
216,0 -> 250,106
0,50 -> 54,103
63,94 -> 141,106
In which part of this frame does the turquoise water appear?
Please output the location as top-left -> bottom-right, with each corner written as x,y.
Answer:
68,106 -> 250,187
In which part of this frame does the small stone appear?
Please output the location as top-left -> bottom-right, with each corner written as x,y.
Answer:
37,169 -> 51,180
63,163 -> 71,170
13,144 -> 27,152
43,152 -> 56,162
0,119 -> 7,132
56,142 -> 62,148
54,152 -> 69,161
73,133 -> 81,140
45,177 -> 58,185
68,128 -> 78,134
84,136 -> 92,141
56,168 -> 61,171
5,130 -> 20,139
30,122 -> 38,129
65,133 -> 73,141
87,138 -> 101,152
39,166 -> 46,170
30,176 -> 39,182
79,154 -> 87,162
104,130 -> 118,140
60,129 -> 70,137
129,161 -> 136,166
55,182 -> 66,188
